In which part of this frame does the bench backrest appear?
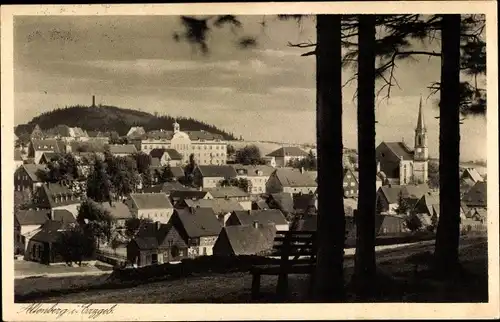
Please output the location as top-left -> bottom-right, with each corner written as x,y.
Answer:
273,230 -> 317,266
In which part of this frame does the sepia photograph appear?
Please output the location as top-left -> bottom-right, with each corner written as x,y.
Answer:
1,2 -> 498,321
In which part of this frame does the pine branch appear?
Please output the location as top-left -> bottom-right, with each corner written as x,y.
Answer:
395,50 -> 441,57
287,41 -> 315,48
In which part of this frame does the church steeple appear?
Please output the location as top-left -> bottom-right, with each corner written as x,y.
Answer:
416,96 -> 426,132
413,96 -> 429,183
414,96 -> 428,152
173,118 -> 180,133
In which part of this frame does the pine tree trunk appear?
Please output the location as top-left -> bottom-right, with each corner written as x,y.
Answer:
434,14 -> 462,276
313,15 -> 345,301
353,14 -> 377,296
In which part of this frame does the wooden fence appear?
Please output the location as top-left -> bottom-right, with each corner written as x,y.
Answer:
95,249 -> 127,267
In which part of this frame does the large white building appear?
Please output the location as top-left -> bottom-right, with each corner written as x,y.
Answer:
137,121 -> 228,166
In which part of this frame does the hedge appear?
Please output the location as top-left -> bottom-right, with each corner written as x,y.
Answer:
345,232 -> 435,249
111,232 -> 435,282
109,255 -> 280,282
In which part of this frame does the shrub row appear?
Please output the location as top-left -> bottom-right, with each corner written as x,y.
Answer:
113,233 -> 436,282
110,255 -> 280,282
345,232 -> 436,249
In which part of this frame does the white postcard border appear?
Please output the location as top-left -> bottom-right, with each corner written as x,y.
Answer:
2,2 -> 499,320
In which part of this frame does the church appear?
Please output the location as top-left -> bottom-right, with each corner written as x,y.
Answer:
376,98 -> 429,185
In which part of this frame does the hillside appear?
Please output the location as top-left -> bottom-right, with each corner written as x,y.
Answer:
14,105 -> 238,140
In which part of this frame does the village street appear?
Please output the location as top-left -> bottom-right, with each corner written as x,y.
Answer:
14,260 -> 113,279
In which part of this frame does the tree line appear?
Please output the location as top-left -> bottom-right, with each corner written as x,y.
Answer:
14,104 -> 238,140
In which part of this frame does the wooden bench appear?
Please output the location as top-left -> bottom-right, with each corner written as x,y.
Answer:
250,230 -> 317,301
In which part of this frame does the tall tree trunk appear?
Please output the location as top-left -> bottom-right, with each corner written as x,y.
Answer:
353,14 -> 377,296
313,14 -> 345,301
434,14 -> 462,276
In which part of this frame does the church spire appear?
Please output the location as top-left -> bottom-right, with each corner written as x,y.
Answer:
173,118 -> 180,133
416,96 -> 426,132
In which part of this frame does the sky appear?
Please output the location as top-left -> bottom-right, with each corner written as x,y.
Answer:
14,15 -> 487,161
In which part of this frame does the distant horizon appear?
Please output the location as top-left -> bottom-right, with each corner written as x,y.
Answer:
13,101 -> 488,164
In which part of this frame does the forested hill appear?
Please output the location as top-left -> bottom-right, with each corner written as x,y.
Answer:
14,105 -> 238,140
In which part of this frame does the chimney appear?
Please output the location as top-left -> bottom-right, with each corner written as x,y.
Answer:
92,95 -> 96,107
253,220 -> 259,228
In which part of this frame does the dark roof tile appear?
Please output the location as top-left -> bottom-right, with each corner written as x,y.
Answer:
383,142 -> 414,160
266,147 -> 308,157
15,209 -> 51,225
175,208 -> 222,237
184,198 -> 244,214
232,209 -> 288,226
222,224 -> 277,255
205,186 -> 249,199
108,144 -> 137,155
197,165 -> 237,178
273,168 -> 317,187
52,209 -> 76,223
129,193 -> 173,210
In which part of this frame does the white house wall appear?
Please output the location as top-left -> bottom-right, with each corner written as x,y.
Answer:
138,208 -> 174,224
